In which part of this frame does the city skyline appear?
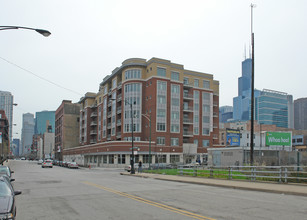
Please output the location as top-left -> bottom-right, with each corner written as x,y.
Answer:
1,0 -> 306,139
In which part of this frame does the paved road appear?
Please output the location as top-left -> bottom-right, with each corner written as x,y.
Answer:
8,160 -> 307,220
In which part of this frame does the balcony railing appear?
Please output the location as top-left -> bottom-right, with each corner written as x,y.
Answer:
117,120 -> 122,126
183,81 -> 193,88
90,121 -> 97,126
183,118 -> 193,124
183,107 -> 194,112
117,107 -> 122,114
183,93 -> 193,99
116,132 -> 121,138
183,131 -> 193,137
90,130 -> 97,135
90,112 -> 97,117
90,139 -> 97,144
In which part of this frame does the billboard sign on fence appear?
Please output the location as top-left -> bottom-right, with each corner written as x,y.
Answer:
265,132 -> 291,146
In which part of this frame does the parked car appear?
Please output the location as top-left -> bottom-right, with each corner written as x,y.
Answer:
0,166 -> 14,179
124,163 -> 139,172
37,159 -> 43,165
68,162 -> 79,169
0,176 -> 22,220
41,159 -> 53,168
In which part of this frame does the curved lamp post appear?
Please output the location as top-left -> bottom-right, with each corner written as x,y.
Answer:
0,26 -> 51,37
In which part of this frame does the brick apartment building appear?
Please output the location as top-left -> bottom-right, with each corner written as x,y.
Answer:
64,58 -> 219,166
55,100 -> 80,161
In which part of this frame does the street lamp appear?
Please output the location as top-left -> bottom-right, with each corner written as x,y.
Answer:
142,114 -> 151,170
0,26 -> 51,37
111,98 -> 136,174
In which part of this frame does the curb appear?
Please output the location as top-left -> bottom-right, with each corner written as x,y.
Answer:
120,172 -> 307,197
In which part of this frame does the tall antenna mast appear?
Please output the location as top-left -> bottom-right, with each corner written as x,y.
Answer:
250,3 -> 256,166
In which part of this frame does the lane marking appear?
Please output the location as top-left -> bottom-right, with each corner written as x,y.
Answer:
83,181 -> 216,220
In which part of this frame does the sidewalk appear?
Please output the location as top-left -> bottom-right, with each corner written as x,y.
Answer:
121,172 -> 307,197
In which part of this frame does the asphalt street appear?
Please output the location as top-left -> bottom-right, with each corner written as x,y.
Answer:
7,160 -> 307,220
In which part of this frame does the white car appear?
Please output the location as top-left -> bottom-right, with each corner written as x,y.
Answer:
37,159 -> 43,165
68,162 -> 79,169
42,160 -> 53,168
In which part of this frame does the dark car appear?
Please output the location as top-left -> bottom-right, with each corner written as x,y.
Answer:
0,166 -> 14,179
0,176 -> 22,220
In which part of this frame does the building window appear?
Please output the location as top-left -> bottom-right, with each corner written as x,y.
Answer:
171,125 -> 179,133
118,155 -> 126,164
194,139 -> 198,146
183,77 -> 189,85
157,67 -> 166,77
157,123 -> 166,131
203,128 -> 210,135
171,138 -> 179,146
202,140 -> 209,147
203,80 -> 210,89
170,155 -> 180,163
171,71 -> 180,81
125,69 -> 141,80
194,79 -> 199,87
157,137 -> 165,145
112,79 -> 117,89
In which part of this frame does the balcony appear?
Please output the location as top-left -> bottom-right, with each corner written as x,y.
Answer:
117,82 -> 122,89
117,107 -> 122,114
107,123 -> 111,129
108,101 -> 112,107
213,112 -> 218,117
90,112 -> 97,118
183,93 -> 193,100
90,139 -> 97,144
90,130 -> 97,135
183,118 -> 193,124
107,112 -> 112,118
117,94 -> 122,101
183,81 -> 193,88
117,119 -> 122,126
107,135 -> 111,141
213,102 -> 218,107
183,131 -> 193,137
90,121 -> 97,126
183,106 -> 194,112
116,132 -> 121,138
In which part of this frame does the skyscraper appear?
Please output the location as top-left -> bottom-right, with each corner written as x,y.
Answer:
35,111 -> 55,134
21,113 -> 35,156
0,91 -> 14,151
233,58 -> 259,121
294,98 -> 307,130
254,89 -> 293,128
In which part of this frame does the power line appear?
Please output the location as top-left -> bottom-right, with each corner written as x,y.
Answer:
0,56 -> 83,96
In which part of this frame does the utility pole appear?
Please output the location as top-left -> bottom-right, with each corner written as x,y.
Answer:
250,3 -> 256,166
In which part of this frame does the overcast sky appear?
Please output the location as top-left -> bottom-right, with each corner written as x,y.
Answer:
1,0 -> 306,139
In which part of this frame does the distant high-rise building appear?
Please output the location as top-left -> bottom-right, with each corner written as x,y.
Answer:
219,106 -> 233,123
254,89 -> 293,128
294,98 -> 307,130
21,113 -> 35,156
12,138 -> 20,156
35,111 -> 55,134
0,91 -> 15,151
